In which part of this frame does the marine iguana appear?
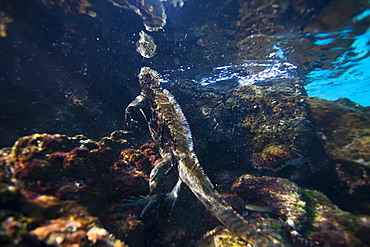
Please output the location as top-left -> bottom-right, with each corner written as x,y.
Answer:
124,67 -> 286,246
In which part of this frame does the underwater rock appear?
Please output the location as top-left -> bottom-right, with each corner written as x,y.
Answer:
232,175 -> 307,232
166,79 -> 328,182
302,189 -> 369,246
167,75 -> 369,198
302,0 -> 367,33
1,129 -> 369,246
0,131 -> 217,246
226,84 -> 316,177
0,132 -> 153,246
307,97 -> 370,199
236,0 -> 331,35
0,181 -> 126,246
30,219 -> 125,246
200,174 -> 369,246
167,78 -> 370,216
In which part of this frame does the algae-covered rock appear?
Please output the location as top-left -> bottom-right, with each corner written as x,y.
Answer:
0,182 -> 126,246
307,97 -> 370,199
1,129 -> 369,246
226,84 -> 318,177
236,0 -> 331,35
232,175 -> 307,232
201,175 -> 369,246
0,132 -> 151,246
169,80 -> 322,181
302,189 -> 369,246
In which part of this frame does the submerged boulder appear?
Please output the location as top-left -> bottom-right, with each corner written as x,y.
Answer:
1,129 -> 369,246
201,175 -> 369,246
307,97 -> 370,214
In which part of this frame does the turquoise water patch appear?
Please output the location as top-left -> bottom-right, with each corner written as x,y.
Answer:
305,27 -> 370,106
305,56 -> 370,106
314,38 -> 335,46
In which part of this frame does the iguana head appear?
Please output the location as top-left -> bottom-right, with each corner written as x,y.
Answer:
138,67 -> 160,91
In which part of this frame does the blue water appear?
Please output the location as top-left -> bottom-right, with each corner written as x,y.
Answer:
162,8 -> 370,107
305,9 -> 370,107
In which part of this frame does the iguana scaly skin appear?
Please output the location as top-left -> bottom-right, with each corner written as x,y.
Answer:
124,67 -> 287,246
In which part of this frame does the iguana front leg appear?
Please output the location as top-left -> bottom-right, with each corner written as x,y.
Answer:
124,94 -> 149,129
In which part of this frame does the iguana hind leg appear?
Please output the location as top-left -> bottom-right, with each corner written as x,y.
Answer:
121,153 -> 175,217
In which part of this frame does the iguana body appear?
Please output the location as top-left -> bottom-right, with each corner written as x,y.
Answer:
124,67 -> 286,246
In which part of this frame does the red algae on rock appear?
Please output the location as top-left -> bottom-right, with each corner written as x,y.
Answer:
307,97 -> 370,200
0,133 -> 138,246
0,131 -> 206,246
232,174 -> 307,231
200,174 -> 369,246
1,95 -> 370,246
0,180 -> 125,246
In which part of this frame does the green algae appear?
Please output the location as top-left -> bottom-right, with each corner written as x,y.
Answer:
301,188 -> 364,245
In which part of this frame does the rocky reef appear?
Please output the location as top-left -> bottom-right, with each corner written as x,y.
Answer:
168,78 -> 324,183
1,97 -> 370,246
307,97 -> 370,215
0,133 -> 134,246
1,0 -> 370,246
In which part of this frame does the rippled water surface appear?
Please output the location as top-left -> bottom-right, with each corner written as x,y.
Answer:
161,5 -> 370,106
305,24 -> 370,106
